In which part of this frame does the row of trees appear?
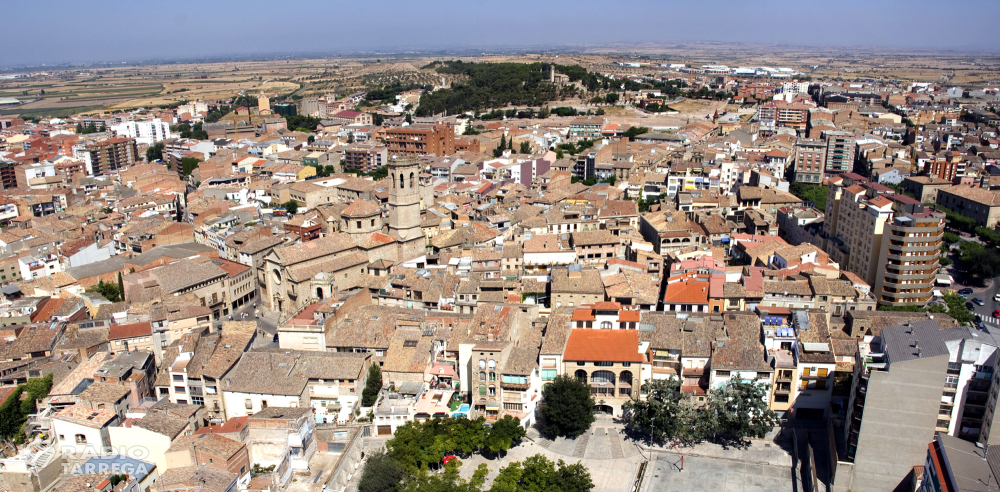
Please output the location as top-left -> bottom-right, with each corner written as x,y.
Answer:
359,453 -> 592,492
623,377 -> 779,446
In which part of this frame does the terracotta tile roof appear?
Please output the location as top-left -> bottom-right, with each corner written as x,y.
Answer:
563,329 -> 644,362
109,321 -> 152,340
341,198 -> 381,217
662,275 -> 710,304
273,232 -> 357,264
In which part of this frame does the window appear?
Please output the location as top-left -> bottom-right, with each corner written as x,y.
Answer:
818,368 -> 828,377
716,370 -> 730,377
174,386 -> 186,394
542,370 -> 556,381
245,399 -> 253,410
774,394 -> 789,403
622,362 -> 631,367
75,434 -> 87,444
600,321 -> 612,329
479,371 -> 486,381
488,386 -> 496,396
479,385 -> 487,396
192,396 -> 204,405
173,374 -> 183,381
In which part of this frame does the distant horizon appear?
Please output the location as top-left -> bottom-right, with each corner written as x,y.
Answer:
4,0 -> 1000,68
4,40 -> 1000,71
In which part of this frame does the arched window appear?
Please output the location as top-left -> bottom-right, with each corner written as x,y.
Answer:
575,369 -> 588,383
410,172 -> 416,189
488,386 -> 496,396
591,370 -> 616,385
479,371 -> 486,381
600,321 -> 612,329
399,173 -> 405,189
489,371 -> 496,381
479,384 -> 487,396
75,434 -> 87,444
488,359 -> 496,369
478,359 -> 486,369
316,287 -> 324,299
391,173 -> 396,189
619,370 -> 634,387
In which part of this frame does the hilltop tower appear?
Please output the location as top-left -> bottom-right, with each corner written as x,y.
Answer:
388,156 -> 425,261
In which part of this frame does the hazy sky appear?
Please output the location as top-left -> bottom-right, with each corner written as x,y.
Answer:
5,0 -> 1000,66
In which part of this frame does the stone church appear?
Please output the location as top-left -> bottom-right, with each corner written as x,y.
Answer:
262,156 -> 427,314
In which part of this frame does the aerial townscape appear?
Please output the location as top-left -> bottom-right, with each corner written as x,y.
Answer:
2,4 -> 1000,492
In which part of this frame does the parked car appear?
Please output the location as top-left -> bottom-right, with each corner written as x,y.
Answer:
273,333 -> 279,343
974,298 -> 986,306
994,293 -> 1000,302
994,309 -> 1000,318
959,288 -> 974,295
967,302 -> 976,310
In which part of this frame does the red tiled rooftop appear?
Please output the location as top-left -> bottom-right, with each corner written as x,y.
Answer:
563,329 -> 643,362
108,321 -> 152,340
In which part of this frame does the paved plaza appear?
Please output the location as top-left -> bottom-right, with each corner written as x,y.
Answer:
641,453 -> 797,492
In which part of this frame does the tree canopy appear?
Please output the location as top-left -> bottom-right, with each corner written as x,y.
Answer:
361,364 -> 382,407
789,182 -> 828,210
145,142 -> 164,163
489,455 -> 594,492
282,200 -> 299,215
416,61 -> 577,117
540,374 -> 596,438
385,416 -> 525,473
623,376 -> 777,446
86,279 -> 123,303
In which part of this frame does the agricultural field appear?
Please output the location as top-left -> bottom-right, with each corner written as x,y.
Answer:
1,45 -> 997,120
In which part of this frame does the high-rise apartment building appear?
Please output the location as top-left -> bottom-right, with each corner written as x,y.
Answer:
841,321 -> 995,492
73,137 -> 138,176
757,100 -> 811,132
824,179 -> 944,307
824,131 -> 856,175
793,138 -> 826,183
343,144 -> 387,173
384,123 -> 455,156
872,196 -> 945,306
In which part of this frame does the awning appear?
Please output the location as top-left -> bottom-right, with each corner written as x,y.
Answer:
802,342 -> 831,352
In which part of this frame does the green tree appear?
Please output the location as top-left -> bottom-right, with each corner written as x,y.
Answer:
520,141 -> 532,154
75,122 -> 83,133
101,207 -> 114,214
604,93 -> 619,105
600,175 -> 616,186
347,132 -> 355,144
556,150 -> 564,160
622,126 -> 650,140
709,376 -> 779,443
361,364 -> 383,407
145,142 -> 165,162
538,106 -> 550,119
623,378 -> 687,443
788,182 -> 828,210
117,272 -> 124,301
582,177 -> 598,186
489,454 -> 594,492
358,452 -> 404,492
400,462 -> 488,492
86,280 -> 123,303
180,157 -> 201,178
282,200 -> 299,215
499,134 -> 507,151
485,415 -> 527,454
308,135 -> 315,143
540,374 -> 595,438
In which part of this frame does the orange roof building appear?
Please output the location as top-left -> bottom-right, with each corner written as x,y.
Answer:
563,329 -> 643,363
